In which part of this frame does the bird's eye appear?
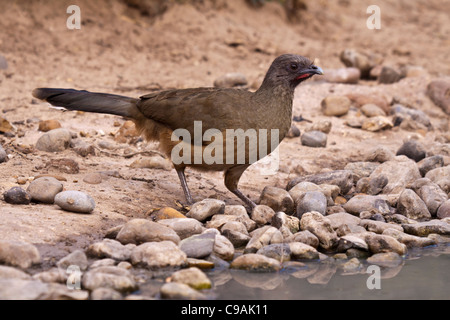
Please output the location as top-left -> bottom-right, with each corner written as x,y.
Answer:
290,63 -> 298,71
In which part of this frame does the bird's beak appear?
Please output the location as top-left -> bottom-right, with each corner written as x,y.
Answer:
295,65 -> 324,80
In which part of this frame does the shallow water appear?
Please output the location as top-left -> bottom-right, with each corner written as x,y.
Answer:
209,244 -> 450,300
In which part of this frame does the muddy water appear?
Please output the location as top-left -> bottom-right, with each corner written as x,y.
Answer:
209,244 -> 450,300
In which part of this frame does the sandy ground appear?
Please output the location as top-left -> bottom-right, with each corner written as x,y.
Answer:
0,0 -> 449,261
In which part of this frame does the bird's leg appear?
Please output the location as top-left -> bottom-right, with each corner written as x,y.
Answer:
176,167 -> 194,205
224,165 -> 256,211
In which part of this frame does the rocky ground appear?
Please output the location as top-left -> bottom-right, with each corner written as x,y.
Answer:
0,0 -> 449,300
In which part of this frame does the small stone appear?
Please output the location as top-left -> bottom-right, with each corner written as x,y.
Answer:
271,211 -> 300,234
38,120 -> 62,132
361,103 -> 386,117
437,200 -> 450,219
361,116 -> 393,132
321,96 -> 351,117
187,198 -> 225,222
382,228 -> 436,248
367,252 -> 403,268
288,242 -> 319,260
360,219 -> 403,234
244,226 -> 283,253
89,258 -> 116,269
129,156 -> 172,171
396,140 -> 426,162
299,211 -> 338,250
256,243 -> 291,261
390,104 -> 432,130
361,233 -> 407,255
296,191 -> 327,218
326,212 -> 361,229
301,131 -> 327,148
287,170 -> 353,195
425,166 -> 450,194
259,186 -> 294,215
56,250 -> 88,271
321,67 -> 360,84
212,232 -> 235,261
417,182 -> 448,216
90,288 -> 123,300
0,117 -> 14,134
131,241 -> 187,268
230,253 -> 281,272
214,72 -> 247,88
343,195 -> 390,216
427,79 -> 450,115
0,241 -> 41,269
284,230 -> 319,248
54,191 -> 96,213
336,235 -> 368,252
286,124 -> 301,138
365,146 -> 395,163
0,144 -> 8,163
170,267 -> 211,290
355,175 -> 388,195
186,258 -> 215,270
251,205 -> 276,225
83,173 -> 103,184
82,266 -> 137,293
340,49 -> 376,78
418,155 -> 444,177
157,218 -> 203,239
160,282 -> 206,300
116,219 -> 181,245
397,189 -> 431,220
86,239 -> 134,261
378,66 -> 402,84
35,128 -> 72,152
3,187 -> 31,205
179,232 -> 216,259
307,119 -> 332,134
26,177 -> 63,203
402,220 -> 450,236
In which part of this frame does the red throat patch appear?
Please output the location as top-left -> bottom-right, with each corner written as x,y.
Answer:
296,74 -> 311,80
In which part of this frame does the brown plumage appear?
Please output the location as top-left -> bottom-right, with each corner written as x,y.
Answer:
32,54 -> 323,210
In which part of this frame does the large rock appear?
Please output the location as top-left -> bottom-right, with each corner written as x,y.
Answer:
343,195 -> 390,216
437,200 -> 450,219
86,239 -> 134,261
131,241 -> 187,268
368,156 -> 421,194
244,226 -> 283,253
296,191 -> 327,218
251,205 -> 276,225
397,189 -> 432,220
54,191 -> 96,213
258,186 -> 294,215
321,96 -> 351,117
382,228 -> 436,248
82,266 -> 137,293
416,182 -> 448,216
230,254 -> 281,272
0,241 -> 41,269
179,232 -> 216,259
26,177 -> 63,204
301,131 -> 328,148
115,219 -> 181,245
35,128 -> 72,152
157,218 -> 204,239
396,140 -> 426,162
170,267 -> 211,290
187,199 -> 225,222
299,211 -> 338,250
425,166 -> 450,193
359,233 -> 407,255
402,220 -> 450,236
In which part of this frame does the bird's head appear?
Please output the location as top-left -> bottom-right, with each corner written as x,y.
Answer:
263,54 -> 323,89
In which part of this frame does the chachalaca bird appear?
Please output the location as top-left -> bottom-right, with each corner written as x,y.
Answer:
32,54 -> 323,210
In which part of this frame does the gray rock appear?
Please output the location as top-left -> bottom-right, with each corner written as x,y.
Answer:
326,212 -> 362,229
321,67 -> 360,84
0,266 -> 31,280
86,239 -> 134,261
244,226 -> 283,253
224,206 -> 257,232
355,175 -> 388,195
287,170 -> 353,194
390,104 -> 432,130
366,252 -> 403,268
187,198 -> 225,222
221,228 -> 250,248
437,200 -> 450,219
35,128 -> 72,152
368,156 -> 421,194
344,161 -> 380,183
3,187 -> 31,205
382,228 -> 436,248
82,266 -> 137,293
259,186 -> 294,215
284,230 -> 319,248
256,243 -> 291,261
301,130 -> 327,148
340,49 -> 376,78
397,189 -> 431,220
296,191 -> 327,218
343,195 -> 391,216
402,220 -> 450,236
230,253 -> 281,272
214,72 -> 247,88
336,235 -> 368,252
211,231 -> 235,261
26,177 -> 63,204
365,146 -> 395,163
360,233 -> 407,255
360,219 -> 403,234
321,96 -> 351,117
417,183 -> 448,216
378,66 -> 402,84
170,267 -> 211,290
116,219 -> 180,245
157,218 -> 204,239
425,166 -> 450,193
56,250 -> 88,271
427,79 -> 450,115
299,211 -> 339,250
160,282 -> 206,300
396,140 -> 427,162
0,240 -> 41,269
90,287 -> 123,300
54,191 -> 96,213
286,123 -> 301,138
288,242 -> 319,260
251,205 -> 276,225
179,232 -> 216,258
361,103 -> 386,117
418,155 -> 444,177
131,241 -> 187,268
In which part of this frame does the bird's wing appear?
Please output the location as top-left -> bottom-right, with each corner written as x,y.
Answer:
137,88 -> 254,136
